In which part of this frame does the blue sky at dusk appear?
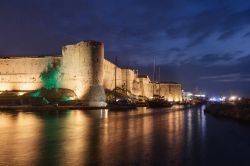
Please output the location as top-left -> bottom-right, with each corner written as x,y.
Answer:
1,0 -> 250,96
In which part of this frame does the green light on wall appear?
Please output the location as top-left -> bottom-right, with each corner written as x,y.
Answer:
40,61 -> 61,90
63,97 -> 72,101
30,90 -> 41,97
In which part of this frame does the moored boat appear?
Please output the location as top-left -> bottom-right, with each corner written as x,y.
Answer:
107,98 -> 137,110
148,97 -> 172,108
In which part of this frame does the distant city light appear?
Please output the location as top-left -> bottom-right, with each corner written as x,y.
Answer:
209,96 -> 226,102
194,94 -> 206,98
208,95 -> 242,103
229,96 -> 237,101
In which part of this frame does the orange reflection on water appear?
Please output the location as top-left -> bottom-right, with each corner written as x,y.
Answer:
60,110 -> 91,166
98,108 -> 159,165
0,107 -> 206,166
0,112 -> 42,166
166,110 -> 184,165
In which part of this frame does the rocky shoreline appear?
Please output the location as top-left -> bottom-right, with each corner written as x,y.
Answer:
205,103 -> 250,122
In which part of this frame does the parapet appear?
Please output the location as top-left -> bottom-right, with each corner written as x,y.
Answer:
77,40 -> 103,46
63,40 -> 103,50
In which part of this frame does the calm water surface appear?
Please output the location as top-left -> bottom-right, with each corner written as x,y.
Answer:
0,106 -> 250,166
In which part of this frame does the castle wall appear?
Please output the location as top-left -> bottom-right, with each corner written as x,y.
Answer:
121,69 -> 135,94
0,56 -> 60,92
103,59 -> 123,90
103,61 -> 140,95
138,76 -> 153,98
0,41 -> 182,104
159,83 -> 182,102
136,77 -> 182,102
61,41 -> 106,107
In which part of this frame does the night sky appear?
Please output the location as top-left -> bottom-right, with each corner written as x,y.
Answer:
1,0 -> 250,97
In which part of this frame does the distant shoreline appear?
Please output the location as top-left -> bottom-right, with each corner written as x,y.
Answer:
205,103 -> 250,123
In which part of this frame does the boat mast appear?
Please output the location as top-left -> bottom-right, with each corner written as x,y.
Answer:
158,66 -> 160,96
115,56 -> 117,101
152,56 -> 156,97
126,68 -> 128,96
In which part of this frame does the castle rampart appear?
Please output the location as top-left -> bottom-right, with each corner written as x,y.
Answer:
0,41 -> 182,106
0,56 -> 60,92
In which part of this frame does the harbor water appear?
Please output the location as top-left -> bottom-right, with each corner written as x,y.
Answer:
0,106 -> 250,166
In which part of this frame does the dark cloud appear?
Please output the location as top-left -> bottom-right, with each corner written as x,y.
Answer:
165,7 -> 250,47
167,48 -> 184,52
243,32 -> 250,38
200,73 -> 250,82
217,29 -> 239,40
237,54 -> 250,63
199,53 -> 233,63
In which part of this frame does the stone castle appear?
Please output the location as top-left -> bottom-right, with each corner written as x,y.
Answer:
0,41 -> 182,107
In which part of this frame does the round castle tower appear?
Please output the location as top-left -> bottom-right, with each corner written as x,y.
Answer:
61,41 -> 106,107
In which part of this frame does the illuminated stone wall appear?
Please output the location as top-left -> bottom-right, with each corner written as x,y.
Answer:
0,41 -> 182,104
103,59 -> 123,90
103,61 -> 141,96
158,83 -> 182,102
138,76 -> 153,98
0,56 -> 60,92
121,69 -> 137,95
136,76 -> 182,102
103,62 -> 144,97
61,41 -> 106,107
102,62 -> 182,101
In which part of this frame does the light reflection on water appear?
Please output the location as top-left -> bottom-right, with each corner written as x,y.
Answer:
0,106 -> 250,166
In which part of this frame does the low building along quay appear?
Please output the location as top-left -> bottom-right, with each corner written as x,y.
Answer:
0,41 -> 182,107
